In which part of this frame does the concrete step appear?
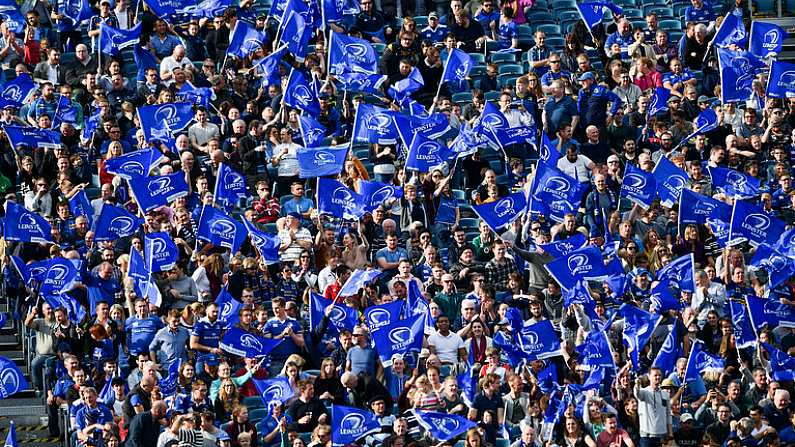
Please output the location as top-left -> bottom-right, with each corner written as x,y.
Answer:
0,419 -> 61,446
0,334 -> 20,349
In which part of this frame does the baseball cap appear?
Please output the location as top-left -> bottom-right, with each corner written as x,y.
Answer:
577,72 -> 595,81
667,96 -> 681,103
607,154 -> 620,163
429,11 -> 439,18
697,95 -> 709,103
680,413 -> 694,423
287,212 -> 302,219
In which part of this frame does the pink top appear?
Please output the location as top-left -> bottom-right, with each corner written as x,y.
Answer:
635,70 -> 663,91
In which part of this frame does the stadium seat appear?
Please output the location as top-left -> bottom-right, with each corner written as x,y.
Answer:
490,52 -> 516,63
468,52 -> 486,64
546,36 -> 566,49
460,218 -> 480,229
647,6 -> 674,18
659,19 -> 683,31
484,91 -> 502,102
452,92 -> 474,103
413,15 -> 429,27
536,23 -> 561,35
248,408 -> 268,423
556,10 -> 581,23
550,0 -> 577,10
452,189 -> 466,202
528,11 -> 554,23
243,396 -> 264,409
498,73 -> 520,88
516,24 -> 533,37
496,439 -> 510,447
372,43 -> 387,54
498,63 -> 523,75
469,64 -> 487,79
622,7 -> 642,17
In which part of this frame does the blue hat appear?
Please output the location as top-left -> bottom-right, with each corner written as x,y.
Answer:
287,212 -> 302,219
217,431 -> 231,442
578,72 -> 595,81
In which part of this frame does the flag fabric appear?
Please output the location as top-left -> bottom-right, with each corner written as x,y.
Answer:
620,164 -> 657,209
51,96 -> 79,128
328,31 -> 378,75
213,163 -> 248,209
129,172 -> 190,213
196,206 -> 247,253
449,122 -> 487,158
647,87 -> 671,119
144,231 -> 180,273
529,163 -> 586,223
472,191 -> 527,233
3,126 -> 60,150
765,60 -> 795,99
128,247 -> 157,302
718,48 -> 765,103
729,200 -> 786,247
517,319 -> 563,361
93,204 -> 142,242
358,180 -> 403,214
297,146 -> 348,178
440,48 -> 473,86
649,280 -> 682,313
656,253 -> 695,292
710,13 -> 747,49
728,300 -> 756,349
316,177 -> 366,220
331,405 -> 382,447
81,108 -> 102,142
227,21 -> 268,58
3,201 -> 53,244
242,220 -> 281,264
619,303 -> 663,369
278,10 -> 312,60
750,21 -> 787,58
677,108 -> 719,148
99,22 -> 142,55
576,1 -> 623,30
364,300 -> 405,335
137,102 -> 194,146
298,115 -> 328,147
750,244 -> 795,288
545,246 -> 609,291
98,373 -> 117,404
473,102 -> 515,149
540,390 -> 566,441
158,359 -> 181,397
404,134 -> 455,173
352,103 -> 399,144
760,343 -> 795,381
252,377 -> 295,404
284,69 -> 321,115
309,292 -> 358,335
414,410 -> 477,442
338,268 -> 382,297
652,325 -> 680,375
39,257 -> 80,298
679,188 -> 729,226
406,280 -> 435,334
576,329 -> 615,371
371,314 -> 425,367
177,82 -> 215,109
0,356 -> 29,399
388,67 -> 424,102
563,280 -> 593,308
707,166 -> 760,199
44,293 -> 86,324
335,71 -> 387,95
216,287 -> 242,329
457,364 -> 476,405
538,130 -> 562,166
0,73 -> 35,109
685,339 -> 725,382
746,295 -> 795,329
0,0 -> 25,34
534,233 -> 587,258
104,148 -> 163,180
321,0 -> 359,22
220,326 -> 283,358
68,190 -> 93,228
132,45 -> 159,83
393,112 -> 452,143
774,228 -> 795,257
253,45 -> 288,87
653,156 -> 688,208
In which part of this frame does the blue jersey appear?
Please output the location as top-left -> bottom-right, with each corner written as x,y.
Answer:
540,70 -> 572,87
684,2 -> 716,25
191,317 -> 223,359
124,315 -> 164,355
497,21 -> 517,50
604,31 -> 634,58
663,69 -> 695,87
262,317 -> 303,360
420,24 -> 448,43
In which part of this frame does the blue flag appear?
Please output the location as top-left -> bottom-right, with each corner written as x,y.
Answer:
545,246 -> 609,291
358,180 -> 403,214
143,0 -> 191,17
406,280 -> 435,333
227,21 -> 268,58
316,177 -> 365,220
563,280 -> 593,308
577,329 -> 615,371
649,280 -> 682,313
457,364 -> 476,405
619,303 -> 662,369
284,69 -> 321,115
0,74 -> 35,109
747,295 -> 795,329
68,190 -> 93,228
253,45 -> 288,88
132,45 -> 159,82
51,96 -> 79,128
138,102 -> 194,146
765,60 -> 795,99
328,31 -> 378,75
44,293 -> 86,324
338,268 -> 382,297
3,201 -> 53,244
364,300 -> 405,335
709,166 -> 761,199
729,200 -> 785,247
99,22 -> 141,55
621,164 -> 657,209
331,405 -> 382,447
473,102 -> 516,149
196,206 -> 247,253
652,325 -> 680,375
252,377 -> 295,404
750,244 -> 795,288
750,21 -> 787,58
3,126 -> 60,150
518,319 -> 563,361
534,233 -> 587,258
242,220 -> 281,264
774,228 -> 795,258
372,314 -> 425,367
679,189 -> 727,226
352,103 -> 399,144
652,156 -> 687,208
81,108 -> 102,142
647,87 -> 670,119
760,343 -> 795,381
104,148 -> 163,180
530,163 -> 586,223
177,82 -> 214,109
298,115 -> 328,147
414,410 -> 477,442
710,13 -> 747,49
718,48 -> 765,103
93,204 -> 142,242
278,10 -> 312,61
309,292 -> 358,335
656,253 -> 695,293
158,359 -> 181,397
685,339 -> 724,382
336,71 -> 387,95
321,0 -> 359,22
0,356 -> 29,399
677,108 -> 719,148
394,112 -> 452,143
473,191 -> 527,233
728,300 -> 756,349
388,67 -> 424,102
144,231 -> 179,273
538,130 -> 562,166
129,172 -> 190,213
405,134 -> 455,173
540,390 -> 566,441
128,247 -> 156,302
220,326 -> 283,358
213,163 -> 248,209
576,1 -> 622,29
440,48 -> 473,86
297,146 -> 348,178
449,122 -> 487,158
0,0 -> 25,34
215,287 -> 242,329
39,257 -> 80,299
98,371 -> 118,404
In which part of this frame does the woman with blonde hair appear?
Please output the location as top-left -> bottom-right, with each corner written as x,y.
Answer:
410,374 -> 441,411
98,141 -> 124,185
213,378 -> 240,423
192,253 -> 225,301
314,358 -> 343,403
180,302 -> 204,330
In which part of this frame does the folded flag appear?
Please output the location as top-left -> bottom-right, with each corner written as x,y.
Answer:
710,12 -> 746,49
393,112 -> 452,143
388,67 -> 424,102
728,200 -> 785,247
653,156 -> 687,208
213,163 -> 248,209
242,220 -> 281,264
538,130 -> 562,166
651,324 -> 680,375
253,45 -> 288,88
216,286 -> 242,329
56,0 -> 91,31
335,71 -> 387,95
765,60 -> 795,99
137,102 -> 194,146
656,253 -> 695,293
331,405 -> 382,447
685,339 -> 725,382
750,21 -> 787,58
440,48 -> 473,86
533,233 -> 587,258
328,31 -> 378,74
0,356 -> 29,399
278,10 -> 312,61
220,326 -> 283,358
649,280 -> 682,313
104,148 -> 163,180
68,189 -> 93,228
338,268 -> 382,297
298,115 -> 328,148
177,82 -> 215,109
284,69 -> 321,116
576,329 -> 615,371
196,206 -> 247,253
99,22 -> 141,55
406,280 -> 435,334
297,145 -> 348,178
309,292 -> 358,335
3,201 -> 53,244
252,377 -> 295,405
620,164 -> 657,209
414,410 -> 477,442
158,359 -> 181,397
728,300 -> 756,349
129,172 -> 190,213
619,303 -> 662,369
227,21 -> 268,58
774,228 -> 795,257
128,246 -> 157,302
93,204 -> 142,242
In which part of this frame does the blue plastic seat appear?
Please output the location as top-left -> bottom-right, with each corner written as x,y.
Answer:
484,90 -> 502,101
546,36 -> 566,49
490,52 -> 517,63
556,10 -> 581,22
452,91 -> 474,103
498,63 -> 524,75
413,15 -> 428,27
248,408 -> 268,423
498,73 -> 520,88
660,19 -> 683,31
243,396 -> 264,409
468,52 -> 486,64
622,7 -> 642,17
536,23 -> 561,35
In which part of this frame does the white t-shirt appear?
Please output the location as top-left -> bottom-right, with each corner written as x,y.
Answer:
427,330 -> 466,364
556,154 -> 593,183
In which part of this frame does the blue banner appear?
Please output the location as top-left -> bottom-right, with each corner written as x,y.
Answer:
765,60 -> 795,99
138,102 -> 194,146
177,82 -> 214,109
534,233 -> 586,258
679,188 -> 730,226
538,130 -> 562,166
774,228 -> 795,258
52,97 -> 79,128
649,280 -> 682,313
651,324 -> 680,375
3,201 -> 53,244
298,115 -> 327,148
619,303 -> 662,369
652,156 -> 687,208
242,220 -> 281,264
57,0 -> 92,32
685,339 -> 725,382
338,268 -> 382,297
254,45 -> 288,88
364,300 -> 404,335
441,48 -> 473,86
99,22 -> 142,55
746,295 -> 795,329
0,74 -> 35,109
710,12 -> 746,48
677,108 -> 720,149
728,300 -> 756,349
545,246 -> 609,291
563,280 -> 593,308
449,122 -> 487,158
0,356 -> 28,399
278,10 -> 312,61
620,164 -> 657,209
3,126 -> 60,150
309,292 -> 358,335
372,314 -> 425,367
647,87 -> 670,119
656,253 -> 695,293
328,31 -> 378,75
414,410 -> 477,442
215,286 -> 242,329
352,103 -> 399,144
331,405 -> 382,447
0,0 -> 24,33
575,0 -> 622,29
316,177 -> 366,220
576,329 -> 615,371
321,0 -> 359,22
405,134 -> 455,173
473,191 -> 527,233
196,206 -> 247,253
457,364 -> 475,405
40,257 -> 80,298
394,112 -> 452,143
750,243 -> 795,288
297,146 -> 348,178
406,280 -> 435,333
227,21 -> 268,58
358,180 -> 403,214
252,377 -> 295,404
68,190 -> 93,228
388,67 -> 424,102
213,163 -> 248,209
284,69 -> 321,115
128,246 -> 156,301
760,343 -> 795,381
104,148 -> 163,180
132,45 -> 159,83
518,319 -> 563,361
750,21 -> 787,58
220,326 -> 283,358
530,163 -> 586,223
129,172 -> 190,213
93,204 -> 142,242
335,71 -> 387,95
718,48 -> 765,103
729,200 -> 785,247
144,231 -> 180,273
